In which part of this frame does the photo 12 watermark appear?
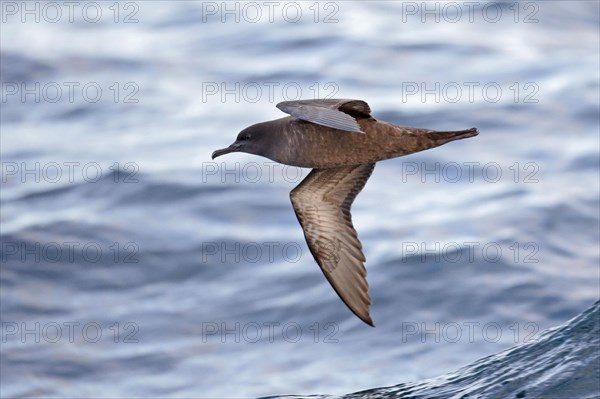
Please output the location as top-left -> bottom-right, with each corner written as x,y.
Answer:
1,241 -> 140,264
1,321 -> 140,344
201,321 -> 339,343
399,320 -> 540,344
1,1 -> 139,24
1,82 -> 140,104
200,2 -> 340,23
398,2 -> 539,24
201,81 -> 339,103
399,161 -> 540,184
401,241 -> 539,264
400,81 -> 539,104
1,162 -> 139,184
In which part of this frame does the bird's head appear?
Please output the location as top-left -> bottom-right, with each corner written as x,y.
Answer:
212,123 -> 271,160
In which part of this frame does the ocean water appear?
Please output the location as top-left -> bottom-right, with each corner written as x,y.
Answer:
1,1 -> 599,398
268,301 -> 600,398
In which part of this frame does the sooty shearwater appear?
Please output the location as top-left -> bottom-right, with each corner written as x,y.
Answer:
212,99 -> 478,326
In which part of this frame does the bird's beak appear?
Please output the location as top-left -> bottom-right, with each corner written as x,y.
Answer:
211,143 -> 240,159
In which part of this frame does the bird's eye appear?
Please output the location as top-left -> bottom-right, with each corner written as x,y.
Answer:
243,135 -> 251,140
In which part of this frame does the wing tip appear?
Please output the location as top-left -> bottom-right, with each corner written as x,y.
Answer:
346,123 -> 366,134
354,306 -> 375,327
363,315 -> 375,327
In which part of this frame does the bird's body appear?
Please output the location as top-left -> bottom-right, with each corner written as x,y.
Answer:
231,115 -> 477,169
212,99 -> 478,326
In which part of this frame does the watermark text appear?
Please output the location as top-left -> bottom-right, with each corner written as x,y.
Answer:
2,321 -> 139,343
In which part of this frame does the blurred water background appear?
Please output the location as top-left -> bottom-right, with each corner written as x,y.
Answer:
1,1 -> 599,397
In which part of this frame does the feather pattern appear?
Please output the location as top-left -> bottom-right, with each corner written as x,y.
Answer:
277,99 -> 372,133
290,163 -> 376,326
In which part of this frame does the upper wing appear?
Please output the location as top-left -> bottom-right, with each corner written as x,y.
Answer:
290,163 -> 376,326
276,99 -> 372,133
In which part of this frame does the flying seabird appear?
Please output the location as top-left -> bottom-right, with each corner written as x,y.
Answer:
212,99 -> 478,326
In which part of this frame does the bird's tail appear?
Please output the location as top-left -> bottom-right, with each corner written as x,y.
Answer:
423,127 -> 479,146
428,127 -> 479,140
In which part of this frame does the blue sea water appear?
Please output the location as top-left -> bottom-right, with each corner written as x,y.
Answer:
1,1 -> 599,398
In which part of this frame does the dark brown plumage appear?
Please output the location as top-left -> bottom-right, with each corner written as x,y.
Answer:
212,99 -> 478,326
